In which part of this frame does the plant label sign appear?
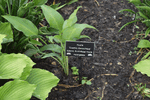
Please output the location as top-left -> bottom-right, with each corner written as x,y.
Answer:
65,41 -> 94,57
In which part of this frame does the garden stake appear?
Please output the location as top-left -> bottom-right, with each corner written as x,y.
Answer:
78,56 -> 83,83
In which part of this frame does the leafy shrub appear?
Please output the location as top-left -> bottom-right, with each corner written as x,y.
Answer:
0,34 -> 59,100
35,5 -> 97,75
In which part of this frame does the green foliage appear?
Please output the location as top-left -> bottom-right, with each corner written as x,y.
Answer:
137,39 -> 150,48
40,5 -> 97,75
135,83 -> 150,98
133,39 -> 150,77
119,0 -> 150,37
3,15 -> 38,37
26,68 -> 59,100
0,22 -> 13,43
71,66 -> 79,75
0,80 -> 36,100
0,0 -> 46,54
0,34 -> 59,100
134,59 -> 150,77
81,77 -> 92,85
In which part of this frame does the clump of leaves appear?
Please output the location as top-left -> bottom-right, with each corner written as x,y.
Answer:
71,66 -> 79,75
81,77 -> 92,85
135,83 -> 150,98
38,5 -> 97,75
0,35 -> 59,100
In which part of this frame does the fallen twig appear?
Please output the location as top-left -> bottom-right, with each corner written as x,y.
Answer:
101,74 -> 118,76
126,69 -> 136,98
135,49 -> 143,63
58,84 -> 82,88
94,0 -> 100,6
101,82 -> 107,100
84,89 -> 97,100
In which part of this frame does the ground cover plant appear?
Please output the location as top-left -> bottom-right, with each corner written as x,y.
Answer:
0,34 -> 59,100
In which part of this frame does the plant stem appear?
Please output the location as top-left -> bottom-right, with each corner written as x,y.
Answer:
39,38 -> 47,45
61,42 -> 69,75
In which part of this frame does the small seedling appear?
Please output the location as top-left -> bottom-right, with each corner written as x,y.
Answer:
129,51 -> 132,55
71,66 -> 79,75
112,40 -> 116,42
134,83 -> 150,98
81,77 -> 92,85
97,97 -> 102,100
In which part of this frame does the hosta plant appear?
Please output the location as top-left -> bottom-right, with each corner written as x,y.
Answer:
37,5 -> 97,75
0,0 -> 78,54
0,0 -> 48,54
0,34 -> 59,100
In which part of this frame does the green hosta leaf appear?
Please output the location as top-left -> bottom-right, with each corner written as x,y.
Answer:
41,5 -> 64,31
39,26 -> 59,35
26,68 -> 59,100
33,0 -> 48,6
29,39 -> 43,46
24,49 -> 38,57
46,36 -> 60,43
46,36 -> 55,43
0,34 -> 5,51
0,80 -> 36,100
54,35 -> 62,43
0,22 -> 13,43
137,39 -> 150,48
0,53 -> 35,79
42,53 -> 62,63
133,59 -> 150,77
62,24 -> 97,42
40,44 -> 62,53
145,27 -> 150,38
63,6 -> 82,29
2,15 -> 38,37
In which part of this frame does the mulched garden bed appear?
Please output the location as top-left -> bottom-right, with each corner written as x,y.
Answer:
31,0 -> 150,100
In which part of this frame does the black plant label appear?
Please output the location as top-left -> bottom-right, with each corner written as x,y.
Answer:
65,41 -> 94,57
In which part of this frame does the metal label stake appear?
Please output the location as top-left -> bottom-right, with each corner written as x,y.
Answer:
65,41 -> 95,83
